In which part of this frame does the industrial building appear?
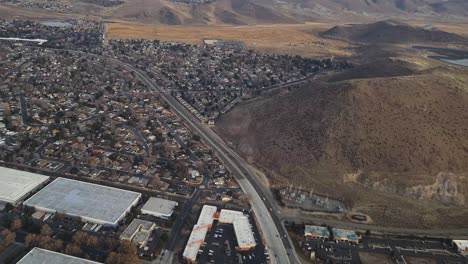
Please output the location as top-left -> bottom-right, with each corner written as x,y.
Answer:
24,178 -> 141,227
120,219 -> 156,247
17,247 -> 101,264
453,240 -> 468,256
332,228 -> 360,244
233,215 -> 256,251
0,167 -> 49,205
182,205 -> 217,263
304,225 -> 330,240
140,197 -> 178,219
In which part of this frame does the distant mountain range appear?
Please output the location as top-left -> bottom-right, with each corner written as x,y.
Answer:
104,0 -> 468,25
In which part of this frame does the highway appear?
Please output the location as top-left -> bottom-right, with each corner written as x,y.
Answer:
115,61 -> 299,264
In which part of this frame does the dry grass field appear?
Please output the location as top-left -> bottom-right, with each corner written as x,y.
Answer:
409,21 -> 468,38
106,22 -> 352,57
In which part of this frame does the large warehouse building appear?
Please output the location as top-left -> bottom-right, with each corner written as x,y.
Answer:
0,167 -> 49,205
24,178 -> 141,227
18,248 -> 102,264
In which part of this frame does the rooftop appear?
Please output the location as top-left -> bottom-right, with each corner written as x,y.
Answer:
141,197 -> 178,217
453,240 -> 468,249
197,205 -> 217,227
219,209 -> 244,224
182,224 -> 209,261
332,228 -> 360,242
24,178 -> 141,226
233,216 -> 256,249
120,219 -> 156,245
0,167 -> 49,205
182,205 -> 217,261
304,225 -> 330,238
17,247 -> 101,264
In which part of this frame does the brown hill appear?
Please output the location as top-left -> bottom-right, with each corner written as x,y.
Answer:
2,0 -> 468,25
322,20 -> 468,44
215,58 -> 468,227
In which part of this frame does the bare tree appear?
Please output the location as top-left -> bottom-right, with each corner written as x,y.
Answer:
10,219 -> 23,231
41,224 -> 53,237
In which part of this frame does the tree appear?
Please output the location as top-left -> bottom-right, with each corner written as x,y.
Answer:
86,235 -> 99,248
64,243 -> 82,257
106,252 -> 140,264
0,229 -> 16,250
119,240 -> 137,255
72,231 -> 89,247
10,219 -> 23,231
25,234 -> 40,248
41,224 -> 53,237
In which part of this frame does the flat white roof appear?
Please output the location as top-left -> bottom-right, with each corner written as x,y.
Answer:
17,247 -> 101,264
0,167 -> 49,204
141,197 -> 178,217
182,205 -> 217,261
196,205 -> 217,226
182,225 -> 209,261
24,178 -> 141,226
454,240 -> 468,250
219,209 -> 244,224
233,216 -> 256,249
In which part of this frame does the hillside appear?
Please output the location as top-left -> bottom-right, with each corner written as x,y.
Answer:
215,56 -> 468,227
2,0 -> 468,25
322,20 -> 468,44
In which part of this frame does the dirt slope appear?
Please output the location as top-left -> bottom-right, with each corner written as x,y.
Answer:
215,55 -> 468,227
322,20 -> 468,44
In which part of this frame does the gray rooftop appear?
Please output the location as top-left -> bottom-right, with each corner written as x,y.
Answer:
17,248 -> 101,264
141,197 -> 178,216
120,219 -> 156,245
0,167 -> 49,204
24,178 -> 141,226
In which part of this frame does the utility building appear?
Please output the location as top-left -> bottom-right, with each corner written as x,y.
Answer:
141,197 -> 178,219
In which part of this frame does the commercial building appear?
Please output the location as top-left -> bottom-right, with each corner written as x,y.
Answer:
120,219 -> 156,247
17,247 -> 101,264
24,178 -> 141,227
332,228 -> 360,244
140,197 -> 178,219
182,206 -> 259,262
453,240 -> 468,256
182,205 -> 217,263
218,209 -> 244,224
304,225 -> 330,240
233,215 -> 256,251
0,167 -> 49,205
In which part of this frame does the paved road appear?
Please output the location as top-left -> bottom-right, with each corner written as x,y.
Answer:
115,61 -> 297,264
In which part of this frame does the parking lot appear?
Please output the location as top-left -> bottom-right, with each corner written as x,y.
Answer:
196,217 -> 268,264
302,235 -> 468,264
